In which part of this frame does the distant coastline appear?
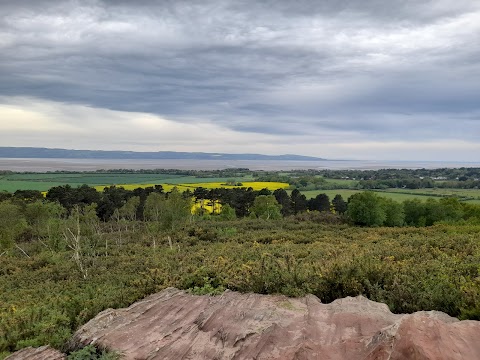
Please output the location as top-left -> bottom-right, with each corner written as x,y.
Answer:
0,147 -> 325,161
1,158 -> 479,172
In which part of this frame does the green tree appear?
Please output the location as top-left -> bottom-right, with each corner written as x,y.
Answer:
227,188 -> 256,217
346,192 -> 386,226
403,199 -> 426,227
257,188 -> 272,196
419,198 -> 464,226
46,184 -> 76,211
97,186 -> 129,221
119,196 -> 140,221
0,201 -> 28,253
46,184 -> 100,213
0,191 -> 12,202
144,192 -> 165,222
332,194 -> 348,214
462,203 -> 480,222
382,198 -> 405,227
290,189 -> 307,215
163,189 -> 192,232
218,204 -> 236,220
144,189 -> 192,248
307,193 -> 330,212
273,188 -> 293,216
424,198 -> 445,226
250,195 -> 282,220
24,200 -> 65,239
13,189 -> 44,202
439,198 -> 463,223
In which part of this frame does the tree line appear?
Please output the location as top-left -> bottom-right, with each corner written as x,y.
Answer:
2,183 -> 480,251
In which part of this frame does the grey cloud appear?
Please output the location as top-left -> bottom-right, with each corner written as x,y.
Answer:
0,0 -> 479,157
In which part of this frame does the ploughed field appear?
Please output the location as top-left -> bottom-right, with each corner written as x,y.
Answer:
1,219 -> 480,357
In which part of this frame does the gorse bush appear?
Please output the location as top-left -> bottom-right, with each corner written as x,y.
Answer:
1,183 -> 480,358
1,218 -> 480,357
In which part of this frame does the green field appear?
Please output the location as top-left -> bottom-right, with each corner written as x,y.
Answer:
324,178 -> 359,186
371,191 -> 440,202
380,188 -> 480,204
0,173 -> 254,192
1,173 -> 479,205
296,189 -> 436,201
466,199 -> 480,204
297,189 -> 362,200
296,189 -> 478,203
384,188 -> 480,199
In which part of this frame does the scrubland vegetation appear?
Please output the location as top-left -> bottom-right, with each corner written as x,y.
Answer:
1,168 -> 480,357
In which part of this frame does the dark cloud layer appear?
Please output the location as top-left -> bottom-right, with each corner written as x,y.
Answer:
0,0 -> 479,158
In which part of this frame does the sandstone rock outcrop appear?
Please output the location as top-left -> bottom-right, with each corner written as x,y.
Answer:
68,288 -> 480,360
5,345 -> 65,360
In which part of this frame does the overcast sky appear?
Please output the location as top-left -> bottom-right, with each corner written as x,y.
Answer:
1,0 -> 479,160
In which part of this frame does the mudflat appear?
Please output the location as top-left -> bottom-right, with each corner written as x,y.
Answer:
1,158 -> 479,172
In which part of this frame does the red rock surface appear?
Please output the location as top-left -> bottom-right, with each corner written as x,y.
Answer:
5,345 -> 65,360
68,288 -> 480,360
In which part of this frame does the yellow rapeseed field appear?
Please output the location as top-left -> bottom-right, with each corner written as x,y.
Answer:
192,199 -> 221,214
94,181 -> 289,192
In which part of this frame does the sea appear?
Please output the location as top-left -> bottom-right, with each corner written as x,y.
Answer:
0,158 -> 479,172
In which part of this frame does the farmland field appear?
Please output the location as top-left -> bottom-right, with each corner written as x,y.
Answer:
0,173 -> 255,192
384,188 -> 480,200
323,178 -> 359,186
296,189 -> 479,203
0,173 -> 186,192
1,172 -> 479,204
295,189 -> 438,202
297,189 -> 362,200
94,181 -> 289,193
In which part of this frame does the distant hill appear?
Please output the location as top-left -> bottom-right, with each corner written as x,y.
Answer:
0,147 -> 326,161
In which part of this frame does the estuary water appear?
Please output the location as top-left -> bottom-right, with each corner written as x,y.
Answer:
0,158 -> 479,172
